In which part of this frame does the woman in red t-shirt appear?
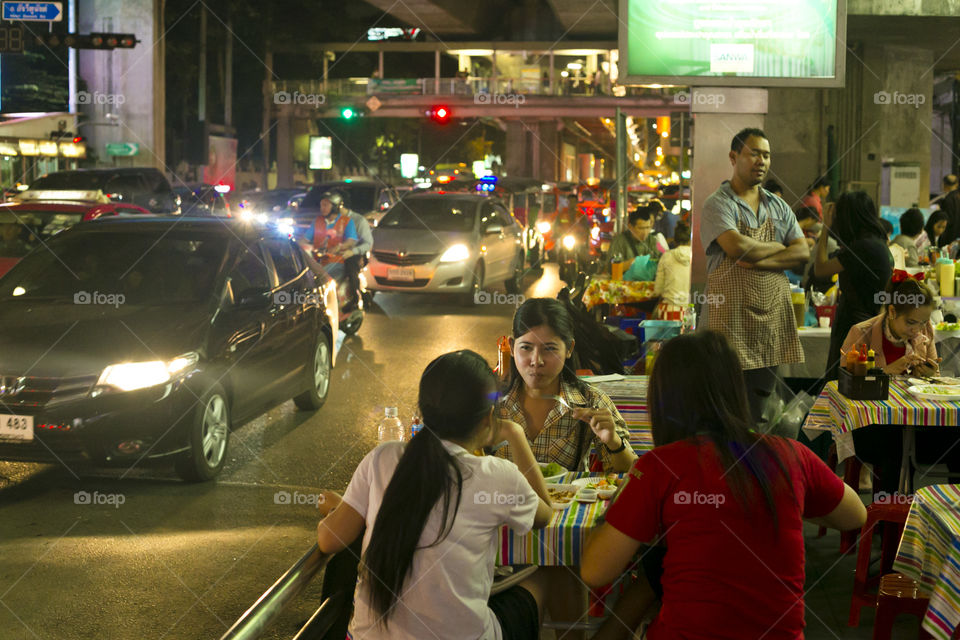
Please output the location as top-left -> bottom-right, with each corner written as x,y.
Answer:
580,331 -> 866,640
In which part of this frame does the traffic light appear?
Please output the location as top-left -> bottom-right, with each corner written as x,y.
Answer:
34,32 -> 138,49
426,105 -> 451,124
341,107 -> 356,120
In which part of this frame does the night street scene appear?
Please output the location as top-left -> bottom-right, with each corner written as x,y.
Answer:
2,1 -> 960,639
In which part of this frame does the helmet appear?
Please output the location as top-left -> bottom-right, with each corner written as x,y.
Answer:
321,190 -> 345,211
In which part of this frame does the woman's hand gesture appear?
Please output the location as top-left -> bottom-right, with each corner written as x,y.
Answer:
572,407 -> 622,449
885,353 -> 924,375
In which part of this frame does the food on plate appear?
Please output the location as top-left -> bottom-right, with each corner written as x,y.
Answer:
539,462 -> 563,478
908,384 -> 960,399
936,322 -> 960,331
547,487 -> 576,505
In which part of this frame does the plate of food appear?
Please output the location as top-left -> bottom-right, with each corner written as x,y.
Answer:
570,474 -> 621,499
936,322 -> 960,332
546,484 -> 578,509
908,376 -> 960,387
907,384 -> 960,401
539,462 -> 565,484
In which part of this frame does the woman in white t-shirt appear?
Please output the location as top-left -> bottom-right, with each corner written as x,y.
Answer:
317,350 -> 555,640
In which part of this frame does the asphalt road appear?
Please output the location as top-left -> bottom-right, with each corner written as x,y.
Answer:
0,266 -> 564,640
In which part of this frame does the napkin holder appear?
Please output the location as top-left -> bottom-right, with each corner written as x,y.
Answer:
838,368 -> 889,401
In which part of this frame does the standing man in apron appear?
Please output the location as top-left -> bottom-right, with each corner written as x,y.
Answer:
699,128 -> 810,427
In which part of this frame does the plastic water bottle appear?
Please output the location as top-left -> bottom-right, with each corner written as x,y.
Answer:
378,407 -> 404,443
410,415 -> 423,439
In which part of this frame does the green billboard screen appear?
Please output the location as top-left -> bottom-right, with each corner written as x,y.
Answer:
618,0 -> 845,87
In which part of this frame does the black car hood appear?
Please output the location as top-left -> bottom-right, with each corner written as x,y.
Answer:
0,301 -> 211,377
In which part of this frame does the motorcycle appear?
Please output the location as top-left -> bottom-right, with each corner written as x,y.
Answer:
310,249 -> 366,336
557,217 -> 599,285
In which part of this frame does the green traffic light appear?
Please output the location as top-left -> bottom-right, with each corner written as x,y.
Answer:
341,108 -> 355,120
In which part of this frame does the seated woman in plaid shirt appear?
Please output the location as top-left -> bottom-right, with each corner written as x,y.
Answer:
494,298 -> 637,473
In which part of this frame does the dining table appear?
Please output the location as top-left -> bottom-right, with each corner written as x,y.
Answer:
801,377 -> 960,493
496,471 -> 615,566
892,484 -> 960,640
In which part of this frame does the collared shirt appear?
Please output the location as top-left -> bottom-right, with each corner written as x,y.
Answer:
494,378 -> 630,472
347,210 -> 373,256
607,230 -> 660,268
700,182 -> 804,276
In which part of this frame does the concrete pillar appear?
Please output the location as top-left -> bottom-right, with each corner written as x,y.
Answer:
275,109 -> 293,188
505,120 -> 526,177
689,89 -> 768,289
538,120 -> 558,181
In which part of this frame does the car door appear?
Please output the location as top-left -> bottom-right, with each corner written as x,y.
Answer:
479,201 -> 511,281
262,238 -> 313,392
493,202 -> 522,277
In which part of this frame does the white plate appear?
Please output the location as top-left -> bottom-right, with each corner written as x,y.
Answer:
908,376 -> 960,387
907,384 -> 960,401
0,414 -> 33,441
546,484 -> 579,509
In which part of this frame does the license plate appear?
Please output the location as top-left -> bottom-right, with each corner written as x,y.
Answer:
0,414 -> 33,441
387,267 -> 415,282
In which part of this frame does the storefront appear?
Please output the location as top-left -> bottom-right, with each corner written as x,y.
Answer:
0,112 -> 87,191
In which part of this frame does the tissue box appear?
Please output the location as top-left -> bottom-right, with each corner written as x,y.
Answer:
837,368 -> 889,401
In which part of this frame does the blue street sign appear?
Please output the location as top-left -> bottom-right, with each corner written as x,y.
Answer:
2,2 -> 63,22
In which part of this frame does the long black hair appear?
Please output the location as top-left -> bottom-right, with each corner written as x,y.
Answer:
506,297 -> 588,394
647,331 -> 797,526
831,190 -> 887,247
361,350 -> 497,627
925,210 -> 948,244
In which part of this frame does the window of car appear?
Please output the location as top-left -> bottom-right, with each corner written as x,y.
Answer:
493,203 -> 514,228
264,239 -> 301,284
104,174 -> 147,198
378,198 -> 477,232
228,246 -> 270,295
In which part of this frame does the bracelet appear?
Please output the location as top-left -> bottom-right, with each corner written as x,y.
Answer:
604,438 -> 627,454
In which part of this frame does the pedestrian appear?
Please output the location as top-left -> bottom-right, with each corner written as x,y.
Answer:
606,205 -> 661,271
891,208 -> 923,267
919,209 -> 948,256
653,220 -> 692,319
581,330 -> 866,640
930,173 -> 958,209
937,175 -> 960,246
699,128 -> 809,427
800,176 -> 830,219
316,350 -> 554,640
813,191 -> 893,379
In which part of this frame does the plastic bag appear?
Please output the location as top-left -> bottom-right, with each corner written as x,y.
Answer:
624,254 -> 658,281
761,378 -> 815,439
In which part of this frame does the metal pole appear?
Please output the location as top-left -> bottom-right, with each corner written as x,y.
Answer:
261,48 -> 272,190
225,6 -> 232,128
434,49 -> 440,95
615,107 -> 626,234
198,4 -> 206,123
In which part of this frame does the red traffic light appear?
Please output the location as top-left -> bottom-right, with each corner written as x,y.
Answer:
427,105 -> 451,123
72,136 -> 84,143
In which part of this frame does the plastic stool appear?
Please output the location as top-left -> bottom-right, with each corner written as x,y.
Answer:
871,573 -> 933,640
848,500 -> 911,627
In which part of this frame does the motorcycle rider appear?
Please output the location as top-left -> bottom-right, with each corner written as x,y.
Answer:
299,190 -> 358,285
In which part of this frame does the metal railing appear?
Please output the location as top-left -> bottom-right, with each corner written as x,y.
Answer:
219,544 -> 336,640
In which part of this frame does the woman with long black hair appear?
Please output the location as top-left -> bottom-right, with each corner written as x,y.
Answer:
317,350 -> 554,640
581,331 -> 865,640
813,190 -> 893,379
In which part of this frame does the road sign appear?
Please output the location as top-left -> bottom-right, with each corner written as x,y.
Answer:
2,2 -> 63,21
365,96 -> 381,112
105,142 -> 138,157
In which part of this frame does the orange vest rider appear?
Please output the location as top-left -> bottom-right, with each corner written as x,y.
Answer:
311,214 -> 358,264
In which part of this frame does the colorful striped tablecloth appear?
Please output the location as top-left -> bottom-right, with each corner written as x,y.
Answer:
893,484 -> 960,640
800,378 -> 960,463
588,375 -> 652,452
497,472 -> 612,566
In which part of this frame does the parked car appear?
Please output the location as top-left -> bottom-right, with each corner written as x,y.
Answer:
22,168 -> 180,214
364,192 -> 524,304
0,200 -> 151,277
173,183 -> 234,217
301,179 -> 399,227
0,217 -> 337,481
238,188 -> 307,222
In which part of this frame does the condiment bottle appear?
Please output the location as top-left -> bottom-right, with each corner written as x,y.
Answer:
855,352 -> 868,376
938,257 -> 956,297
866,349 -> 876,371
495,336 -> 511,381
845,348 -> 859,373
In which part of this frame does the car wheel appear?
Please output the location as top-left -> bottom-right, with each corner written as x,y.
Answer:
505,252 -> 523,294
294,335 -> 332,410
461,263 -> 484,306
175,384 -> 230,482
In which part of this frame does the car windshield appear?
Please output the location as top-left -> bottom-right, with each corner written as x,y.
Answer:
377,199 -> 476,232
0,211 -> 85,258
0,230 -> 227,305
303,184 -> 377,212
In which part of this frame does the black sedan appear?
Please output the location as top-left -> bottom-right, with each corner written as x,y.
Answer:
0,218 -> 337,481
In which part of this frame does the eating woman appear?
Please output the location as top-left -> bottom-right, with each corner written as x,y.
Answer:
494,297 -> 636,474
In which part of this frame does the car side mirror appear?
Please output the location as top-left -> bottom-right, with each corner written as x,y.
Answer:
484,224 -> 503,235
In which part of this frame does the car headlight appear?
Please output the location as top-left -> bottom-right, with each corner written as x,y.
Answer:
439,243 -> 470,262
96,353 -> 198,392
562,234 -> 577,250
276,217 -> 295,237
602,207 -> 611,219
590,226 -> 600,240
536,221 -> 552,233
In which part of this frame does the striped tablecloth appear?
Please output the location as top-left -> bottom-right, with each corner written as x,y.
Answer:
893,484 -> 960,640
497,472 -> 612,566
587,375 -> 652,452
800,378 -> 960,463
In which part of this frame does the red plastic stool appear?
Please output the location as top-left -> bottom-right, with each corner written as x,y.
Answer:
848,500 -> 912,626
818,445 -> 862,554
872,573 -> 933,640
